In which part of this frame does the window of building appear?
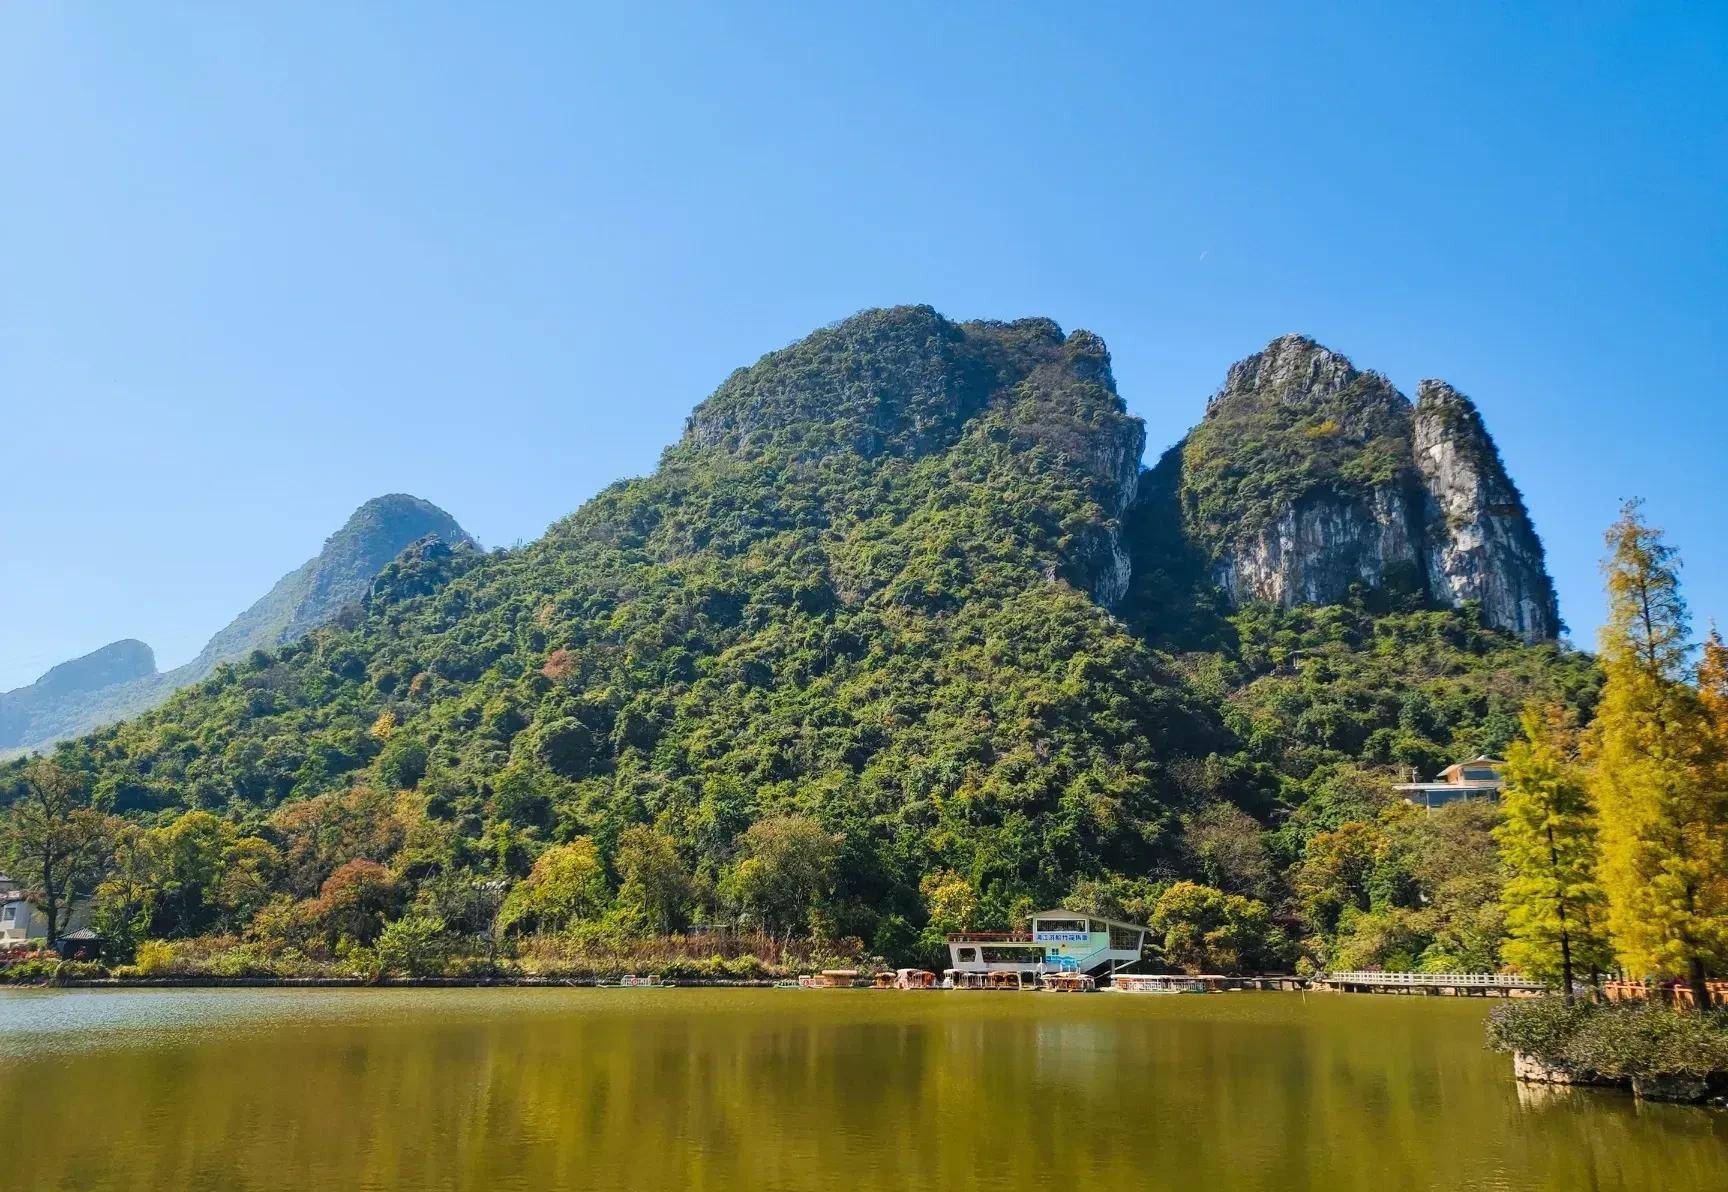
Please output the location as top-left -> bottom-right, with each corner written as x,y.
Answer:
957,948 -> 976,963
2,905 -> 15,924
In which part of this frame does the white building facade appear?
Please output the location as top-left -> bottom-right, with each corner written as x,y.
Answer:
946,908 -> 1148,981
0,874 -> 89,945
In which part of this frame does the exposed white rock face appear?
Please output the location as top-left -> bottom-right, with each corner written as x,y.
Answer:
1216,486 -> 1421,608
1186,336 -> 1560,641
1414,381 -> 1559,644
1088,419 -> 1144,607
1213,333 -> 1359,409
1202,336 -> 1423,612
1057,330 -> 1145,607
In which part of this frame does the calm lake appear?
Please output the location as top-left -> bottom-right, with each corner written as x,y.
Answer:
1,987 -> 1722,1191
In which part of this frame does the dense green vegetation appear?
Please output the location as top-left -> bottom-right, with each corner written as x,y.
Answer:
1,308 -> 1603,978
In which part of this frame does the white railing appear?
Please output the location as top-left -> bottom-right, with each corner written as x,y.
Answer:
1323,970 -> 1541,988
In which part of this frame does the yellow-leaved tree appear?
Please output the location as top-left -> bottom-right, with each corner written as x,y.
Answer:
1496,705 -> 1612,998
1700,627 -> 1728,739
1591,501 -> 1728,1007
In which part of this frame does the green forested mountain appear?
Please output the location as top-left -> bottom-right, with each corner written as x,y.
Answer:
0,494 -> 471,755
2,309 -> 1598,975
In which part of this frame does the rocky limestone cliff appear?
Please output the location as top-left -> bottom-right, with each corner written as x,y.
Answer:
1163,335 -> 1558,641
1220,485 -> 1424,609
1047,328 -> 1144,605
1413,380 -> 1559,642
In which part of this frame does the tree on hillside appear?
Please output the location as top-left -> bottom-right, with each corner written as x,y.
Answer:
1149,881 -> 1278,975
722,816 -> 840,945
91,811 -> 283,956
616,825 -> 691,936
0,759 -> 114,945
1496,705 -> 1612,998
1182,804 -> 1275,901
309,859 -> 400,948
1294,821 -> 1382,937
497,839 -> 608,936
1591,501 -> 1728,1008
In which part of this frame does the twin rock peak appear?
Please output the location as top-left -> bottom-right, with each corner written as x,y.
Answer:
1154,332 -> 1559,643
685,308 -> 1559,644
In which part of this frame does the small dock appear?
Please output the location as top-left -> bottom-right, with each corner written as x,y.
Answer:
1316,970 -> 1544,997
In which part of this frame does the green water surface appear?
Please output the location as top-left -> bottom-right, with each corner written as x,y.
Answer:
0,987 -> 1721,1190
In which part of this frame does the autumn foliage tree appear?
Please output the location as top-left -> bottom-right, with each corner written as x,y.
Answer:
308,859 -> 399,948
1495,706 -> 1611,996
1591,501 -> 1728,1007
1700,628 -> 1728,740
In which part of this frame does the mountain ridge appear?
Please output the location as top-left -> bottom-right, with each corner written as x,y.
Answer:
0,494 -> 472,754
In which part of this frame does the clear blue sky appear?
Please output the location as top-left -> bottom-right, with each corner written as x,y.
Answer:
2,3 -> 1723,690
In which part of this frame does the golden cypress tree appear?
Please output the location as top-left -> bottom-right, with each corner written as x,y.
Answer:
1700,627 -> 1728,736
1591,500 -> 1728,1007
1497,705 -> 1612,997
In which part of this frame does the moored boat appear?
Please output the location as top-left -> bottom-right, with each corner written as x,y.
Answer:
1108,974 -> 1222,994
1040,972 -> 1096,992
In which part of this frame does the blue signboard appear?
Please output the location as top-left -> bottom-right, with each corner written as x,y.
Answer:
1034,931 -> 1090,943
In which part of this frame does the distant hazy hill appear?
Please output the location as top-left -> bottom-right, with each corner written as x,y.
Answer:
1,495 -> 472,754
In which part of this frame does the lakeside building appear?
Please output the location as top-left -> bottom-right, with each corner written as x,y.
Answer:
0,873 -> 91,946
1394,756 -> 1505,809
945,908 -> 1148,984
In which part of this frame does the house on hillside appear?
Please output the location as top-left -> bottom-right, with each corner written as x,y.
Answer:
1394,756 -> 1505,809
0,873 -> 91,946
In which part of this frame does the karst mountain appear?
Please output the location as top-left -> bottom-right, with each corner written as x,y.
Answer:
6,308 -> 1588,940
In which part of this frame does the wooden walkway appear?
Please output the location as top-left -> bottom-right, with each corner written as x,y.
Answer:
1317,970 -> 1545,996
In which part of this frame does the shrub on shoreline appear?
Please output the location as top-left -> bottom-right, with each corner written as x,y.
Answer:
5,930 -> 872,984
1489,999 -> 1728,1081
0,958 -> 108,985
